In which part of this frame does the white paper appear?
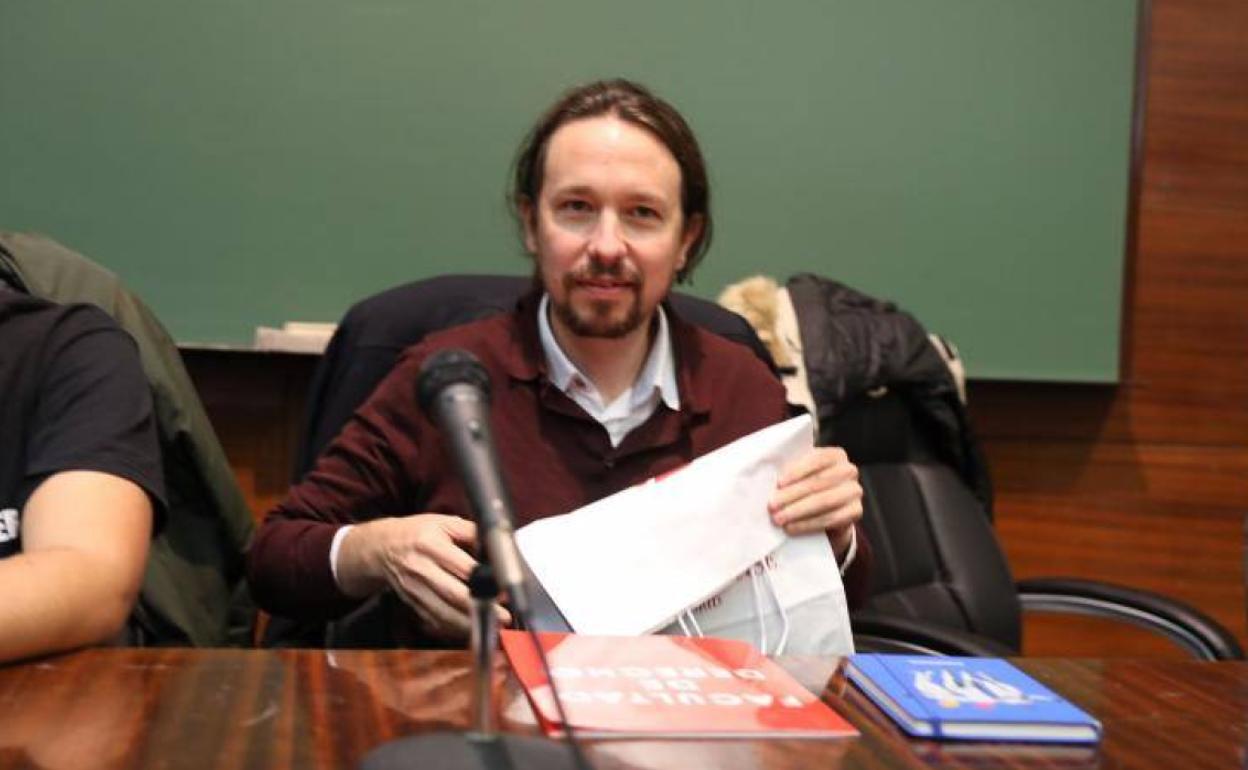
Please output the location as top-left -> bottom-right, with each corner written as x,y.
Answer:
515,414 -> 815,636
252,321 -> 336,353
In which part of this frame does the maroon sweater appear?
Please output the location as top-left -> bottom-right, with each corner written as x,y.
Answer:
247,295 -> 872,631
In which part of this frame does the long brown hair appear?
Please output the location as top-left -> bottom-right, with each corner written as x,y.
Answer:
510,79 -> 712,283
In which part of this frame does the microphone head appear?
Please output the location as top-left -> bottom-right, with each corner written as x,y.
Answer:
417,348 -> 492,414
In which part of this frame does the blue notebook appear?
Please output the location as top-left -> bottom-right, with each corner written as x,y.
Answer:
845,654 -> 1101,743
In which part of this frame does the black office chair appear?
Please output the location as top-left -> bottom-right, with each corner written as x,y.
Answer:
830,387 -> 1243,660
855,464 -> 1244,660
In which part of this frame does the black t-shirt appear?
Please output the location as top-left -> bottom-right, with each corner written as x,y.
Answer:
0,287 -> 165,559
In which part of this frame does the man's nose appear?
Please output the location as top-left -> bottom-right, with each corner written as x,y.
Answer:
587,211 -> 627,263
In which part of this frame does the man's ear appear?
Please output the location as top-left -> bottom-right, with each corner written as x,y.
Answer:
518,198 -> 538,254
677,214 -> 705,272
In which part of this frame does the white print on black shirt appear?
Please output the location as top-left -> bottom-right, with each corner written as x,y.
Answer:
0,508 -> 18,543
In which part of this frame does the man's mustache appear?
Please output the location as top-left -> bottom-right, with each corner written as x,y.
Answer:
572,261 -> 642,285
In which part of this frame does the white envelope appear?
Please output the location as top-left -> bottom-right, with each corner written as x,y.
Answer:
515,415 -> 815,636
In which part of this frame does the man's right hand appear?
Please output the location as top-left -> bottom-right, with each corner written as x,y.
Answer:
335,513 -> 512,642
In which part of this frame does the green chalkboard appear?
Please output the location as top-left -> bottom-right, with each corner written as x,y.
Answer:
0,0 -> 1137,381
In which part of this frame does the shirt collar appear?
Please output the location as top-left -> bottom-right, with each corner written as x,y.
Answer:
537,293 -> 680,412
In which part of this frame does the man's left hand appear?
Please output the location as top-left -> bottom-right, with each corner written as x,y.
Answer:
768,446 -> 862,559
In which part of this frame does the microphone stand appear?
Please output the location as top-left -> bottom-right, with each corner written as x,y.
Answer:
359,564 -> 586,770
468,565 -> 501,739
365,349 -> 591,769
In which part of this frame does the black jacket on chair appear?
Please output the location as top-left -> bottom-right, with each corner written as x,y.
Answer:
786,272 -> 992,514
778,274 -> 1240,660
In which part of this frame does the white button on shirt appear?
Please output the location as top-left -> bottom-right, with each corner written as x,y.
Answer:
537,294 -> 679,448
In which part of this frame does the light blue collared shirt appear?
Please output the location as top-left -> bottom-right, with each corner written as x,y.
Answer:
538,293 -> 679,448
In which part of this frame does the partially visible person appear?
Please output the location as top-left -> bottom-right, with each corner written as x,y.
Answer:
0,284 -> 162,663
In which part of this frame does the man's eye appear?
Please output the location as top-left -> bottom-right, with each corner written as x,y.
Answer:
630,206 -> 660,220
559,200 -> 592,213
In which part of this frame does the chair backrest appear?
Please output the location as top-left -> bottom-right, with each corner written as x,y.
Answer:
855,459 -> 1022,652
294,273 -> 778,479
0,231 -> 255,646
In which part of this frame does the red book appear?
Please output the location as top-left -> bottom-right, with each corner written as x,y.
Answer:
500,630 -> 858,739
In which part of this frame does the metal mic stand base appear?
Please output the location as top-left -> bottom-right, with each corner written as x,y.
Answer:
359,565 -> 585,770
360,732 -> 582,770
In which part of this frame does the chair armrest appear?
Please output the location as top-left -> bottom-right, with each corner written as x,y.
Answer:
851,610 -> 1017,657
1017,577 -> 1244,661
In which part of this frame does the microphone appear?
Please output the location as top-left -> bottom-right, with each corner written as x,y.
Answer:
417,348 -> 530,617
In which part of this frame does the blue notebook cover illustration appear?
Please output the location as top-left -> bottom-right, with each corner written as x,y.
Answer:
846,654 -> 1101,743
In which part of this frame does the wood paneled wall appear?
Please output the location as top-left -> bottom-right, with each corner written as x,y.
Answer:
186,0 -> 1248,655
184,351 -> 316,522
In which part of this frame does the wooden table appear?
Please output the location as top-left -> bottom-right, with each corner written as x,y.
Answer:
0,648 -> 1244,769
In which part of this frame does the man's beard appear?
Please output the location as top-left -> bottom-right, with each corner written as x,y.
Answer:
551,265 -> 646,339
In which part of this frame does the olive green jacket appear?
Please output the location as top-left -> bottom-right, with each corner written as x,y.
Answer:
0,231 -> 254,646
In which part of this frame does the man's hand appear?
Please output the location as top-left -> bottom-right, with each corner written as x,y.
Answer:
768,446 -> 863,559
337,514 -> 512,642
